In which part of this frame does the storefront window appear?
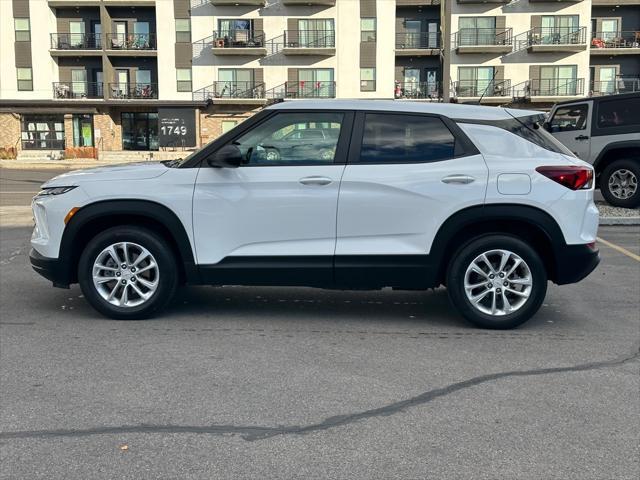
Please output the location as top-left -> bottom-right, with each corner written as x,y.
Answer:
73,114 -> 94,147
122,112 -> 158,151
21,115 -> 65,150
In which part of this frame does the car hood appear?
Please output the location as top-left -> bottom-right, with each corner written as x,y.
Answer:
42,162 -> 169,187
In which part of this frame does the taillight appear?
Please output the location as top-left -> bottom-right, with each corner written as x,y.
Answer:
536,166 -> 593,190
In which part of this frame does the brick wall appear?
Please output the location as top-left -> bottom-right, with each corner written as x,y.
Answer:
198,105 -> 261,146
0,113 -> 22,151
94,111 -> 122,151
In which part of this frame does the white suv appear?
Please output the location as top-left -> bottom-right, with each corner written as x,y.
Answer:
30,100 -> 600,329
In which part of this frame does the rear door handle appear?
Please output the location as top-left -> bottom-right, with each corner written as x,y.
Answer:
575,135 -> 589,140
299,176 -> 332,186
441,174 -> 475,185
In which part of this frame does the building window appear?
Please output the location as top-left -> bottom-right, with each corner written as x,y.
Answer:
175,19 -> 191,43
361,18 -> 376,42
221,121 -> 238,134
15,18 -> 30,42
17,68 -> 33,91
21,115 -> 65,150
360,68 -> 376,92
176,69 -> 192,92
122,113 -> 158,151
73,114 -> 94,147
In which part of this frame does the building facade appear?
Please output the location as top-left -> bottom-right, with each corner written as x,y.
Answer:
0,0 -> 638,159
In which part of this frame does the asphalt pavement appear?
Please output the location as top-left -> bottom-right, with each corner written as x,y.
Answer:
0,168 -> 638,479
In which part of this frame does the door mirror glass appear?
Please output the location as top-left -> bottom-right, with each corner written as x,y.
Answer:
208,144 -> 243,168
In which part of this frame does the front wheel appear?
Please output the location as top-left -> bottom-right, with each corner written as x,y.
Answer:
78,226 -> 179,320
446,235 -> 547,329
600,159 -> 640,209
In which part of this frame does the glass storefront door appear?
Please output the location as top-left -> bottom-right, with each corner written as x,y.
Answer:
122,112 -> 158,151
73,114 -> 94,147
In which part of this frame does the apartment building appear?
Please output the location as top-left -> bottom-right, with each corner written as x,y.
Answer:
0,0 -> 637,158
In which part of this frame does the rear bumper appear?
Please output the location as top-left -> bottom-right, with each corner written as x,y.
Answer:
553,243 -> 600,285
30,249 -> 70,288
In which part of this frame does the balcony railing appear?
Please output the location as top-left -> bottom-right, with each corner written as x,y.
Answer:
454,79 -> 512,98
283,30 -> 336,48
50,33 -> 101,50
53,81 -> 103,99
453,28 -> 512,48
591,32 -> 640,49
266,81 -> 336,99
212,30 -> 265,48
108,83 -> 158,99
396,32 -> 440,50
192,81 -> 265,101
394,81 -> 441,100
105,33 -> 156,50
522,27 -> 587,47
590,77 -> 640,96
517,78 -> 584,97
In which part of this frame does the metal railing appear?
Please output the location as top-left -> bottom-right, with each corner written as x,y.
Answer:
529,77 -> 584,96
53,82 -> 103,99
105,33 -> 156,50
192,81 -> 265,101
590,77 -> 640,96
108,82 -> 158,99
591,31 -> 640,49
394,81 -> 441,100
453,28 -> 512,48
521,26 -> 587,47
283,30 -> 336,48
212,30 -> 265,48
453,79 -> 512,97
266,81 -> 336,99
396,32 -> 440,50
50,33 -> 102,50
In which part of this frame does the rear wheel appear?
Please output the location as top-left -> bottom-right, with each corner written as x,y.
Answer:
600,159 -> 639,208
78,226 -> 178,320
446,235 -> 547,329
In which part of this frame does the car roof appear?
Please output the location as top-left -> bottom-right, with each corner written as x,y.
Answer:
553,91 -> 640,107
266,99 -> 543,121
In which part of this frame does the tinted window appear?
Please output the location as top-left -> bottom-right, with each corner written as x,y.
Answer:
229,112 -> 343,166
359,114 -> 455,163
549,104 -> 588,132
597,97 -> 640,128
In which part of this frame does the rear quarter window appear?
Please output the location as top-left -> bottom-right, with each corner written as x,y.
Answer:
596,97 -> 640,129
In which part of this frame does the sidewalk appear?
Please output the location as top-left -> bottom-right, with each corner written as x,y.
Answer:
0,157 -> 153,170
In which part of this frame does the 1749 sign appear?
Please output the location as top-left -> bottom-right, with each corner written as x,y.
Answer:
158,108 -> 196,148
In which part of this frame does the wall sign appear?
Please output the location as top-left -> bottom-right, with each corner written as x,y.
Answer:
158,108 -> 196,147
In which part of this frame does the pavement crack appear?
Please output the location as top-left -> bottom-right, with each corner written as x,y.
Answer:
1,343 -> 638,443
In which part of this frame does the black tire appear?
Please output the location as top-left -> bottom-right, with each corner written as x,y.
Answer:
78,226 -> 179,320
600,159 -> 640,209
446,235 -> 547,329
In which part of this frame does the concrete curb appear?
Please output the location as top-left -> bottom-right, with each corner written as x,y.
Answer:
600,217 -> 640,226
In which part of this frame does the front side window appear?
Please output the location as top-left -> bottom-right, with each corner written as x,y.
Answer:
548,104 -> 588,132
361,18 -> 376,42
15,18 -> 30,41
175,19 -> 191,43
359,114 -> 456,164
227,112 -> 343,166
17,68 -> 33,91
597,97 -> 640,128
176,68 -> 192,92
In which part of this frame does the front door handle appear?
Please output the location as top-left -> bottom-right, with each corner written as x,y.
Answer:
299,176 -> 332,186
441,174 -> 475,185
575,135 -> 589,141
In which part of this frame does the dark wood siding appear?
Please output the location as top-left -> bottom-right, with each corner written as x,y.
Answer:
173,0 -> 190,18
175,43 -> 192,68
360,0 -> 376,17
12,0 -> 29,18
14,42 -> 32,68
360,42 -> 376,68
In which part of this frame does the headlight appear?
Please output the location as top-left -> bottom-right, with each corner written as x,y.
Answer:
36,186 -> 77,197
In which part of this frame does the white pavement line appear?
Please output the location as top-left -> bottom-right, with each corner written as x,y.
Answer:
0,206 -> 33,228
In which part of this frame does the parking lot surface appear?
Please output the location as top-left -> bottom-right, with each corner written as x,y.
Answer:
0,168 -> 638,479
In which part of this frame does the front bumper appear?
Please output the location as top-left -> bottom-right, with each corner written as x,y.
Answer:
553,243 -> 600,285
30,249 -> 70,288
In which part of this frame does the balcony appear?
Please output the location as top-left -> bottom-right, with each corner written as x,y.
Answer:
282,0 -> 335,4
108,83 -> 158,100
266,81 -> 336,99
592,0 -> 637,4
211,30 -> 266,56
282,30 -> 336,55
453,29 -> 513,54
453,80 -> 512,102
456,0 -> 510,4
209,0 -> 265,5
528,0 -> 583,2
513,78 -> 585,102
50,33 -> 102,55
105,33 -> 157,54
519,27 -> 587,53
591,32 -> 640,55
192,81 -> 266,103
394,81 -> 441,101
395,32 -> 440,56
397,0 -> 440,5
590,77 -> 640,96
53,82 -> 103,99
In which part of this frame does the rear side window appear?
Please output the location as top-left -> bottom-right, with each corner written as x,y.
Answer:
358,113 -> 455,163
548,104 -> 588,132
597,97 -> 640,128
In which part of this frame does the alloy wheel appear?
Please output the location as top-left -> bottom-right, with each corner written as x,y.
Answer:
608,168 -> 638,200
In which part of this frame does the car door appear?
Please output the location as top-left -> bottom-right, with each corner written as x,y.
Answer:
547,102 -> 591,161
193,110 -> 353,285
334,111 -> 488,288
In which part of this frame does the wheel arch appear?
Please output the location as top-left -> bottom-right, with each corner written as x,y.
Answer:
60,200 -> 199,285
430,204 -> 566,285
592,141 -> 640,176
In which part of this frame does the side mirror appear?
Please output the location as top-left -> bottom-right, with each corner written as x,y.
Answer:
208,144 -> 242,168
